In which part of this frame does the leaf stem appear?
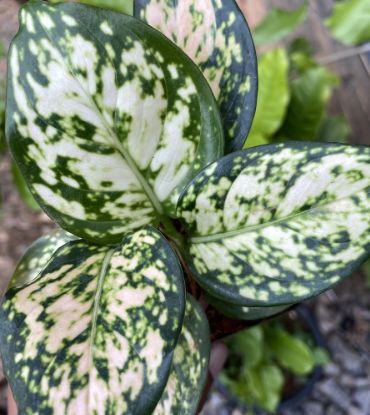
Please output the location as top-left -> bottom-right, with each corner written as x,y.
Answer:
160,217 -> 200,298
160,216 -> 185,250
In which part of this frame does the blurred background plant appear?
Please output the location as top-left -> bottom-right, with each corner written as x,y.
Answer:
244,0 -> 370,148
218,308 -> 330,414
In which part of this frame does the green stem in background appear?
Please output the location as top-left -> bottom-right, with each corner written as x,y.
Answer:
316,43 -> 370,65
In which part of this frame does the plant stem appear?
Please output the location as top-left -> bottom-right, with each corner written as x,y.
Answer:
160,216 -> 201,298
160,216 -> 185,250
317,43 -> 370,65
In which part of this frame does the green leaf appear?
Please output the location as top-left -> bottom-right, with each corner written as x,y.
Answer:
6,1 -> 223,244
325,0 -> 370,46
253,1 -> 308,46
313,347 -> 330,366
83,0 -> 133,13
0,99 -> 5,154
244,133 -> 271,149
246,49 -> 289,146
0,227 -> 185,415
0,40 -> 5,57
206,293 -> 289,321
226,326 -> 264,368
50,0 -> 134,15
9,229 -> 77,290
288,37 -> 316,75
246,364 -> 283,412
135,0 -> 258,153
154,294 -> 210,415
177,142 -> 370,306
265,327 -> 315,375
278,67 -> 339,140
316,116 -> 351,144
11,161 -> 41,211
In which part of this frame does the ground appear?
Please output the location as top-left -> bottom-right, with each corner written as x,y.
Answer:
1,1 -> 370,414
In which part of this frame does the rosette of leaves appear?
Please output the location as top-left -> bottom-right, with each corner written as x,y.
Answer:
0,1 -> 369,414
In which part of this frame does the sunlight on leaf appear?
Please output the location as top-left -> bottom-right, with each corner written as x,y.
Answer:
246,49 -> 289,147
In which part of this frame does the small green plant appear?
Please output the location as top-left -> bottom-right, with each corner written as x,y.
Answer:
0,1 -> 369,414
220,321 -> 329,413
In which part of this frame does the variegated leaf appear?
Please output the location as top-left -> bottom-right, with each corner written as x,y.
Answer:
154,294 -> 210,415
7,2 -> 223,244
206,293 -> 289,321
178,142 -> 370,306
135,0 -> 258,153
0,227 -> 185,415
9,229 -> 77,291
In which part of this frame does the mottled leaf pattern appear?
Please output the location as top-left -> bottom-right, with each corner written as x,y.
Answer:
9,229 -> 77,291
206,294 -> 289,321
7,2 -> 223,243
135,0 -> 257,153
178,142 -> 370,306
0,227 -> 185,415
153,294 -> 210,415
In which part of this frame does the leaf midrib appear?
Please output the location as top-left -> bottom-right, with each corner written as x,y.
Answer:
87,248 -> 115,407
189,198 -> 366,244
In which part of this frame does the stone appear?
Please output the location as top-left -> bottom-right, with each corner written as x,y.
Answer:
327,336 -> 364,376
201,393 -> 223,415
302,401 -> 323,415
326,405 -> 344,415
340,374 -> 370,388
281,409 -> 303,415
353,388 -> 370,414
320,379 -> 351,412
323,363 -> 340,377
347,406 -> 364,415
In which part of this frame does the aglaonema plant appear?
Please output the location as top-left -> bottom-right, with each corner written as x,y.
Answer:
0,1 -> 369,414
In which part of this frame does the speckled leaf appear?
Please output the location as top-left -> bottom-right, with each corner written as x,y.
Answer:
6,2 -> 223,244
178,142 -> 370,306
9,229 -> 77,291
153,294 -> 210,415
135,0 -> 257,153
206,293 -> 289,321
0,227 -> 185,415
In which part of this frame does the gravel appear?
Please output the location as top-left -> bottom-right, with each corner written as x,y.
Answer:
201,281 -> 370,415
